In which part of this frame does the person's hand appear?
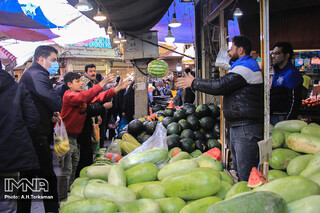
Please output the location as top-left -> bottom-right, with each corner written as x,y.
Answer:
52,112 -> 61,123
97,116 -> 102,125
103,102 -> 113,109
100,73 -> 115,88
176,72 -> 195,89
114,78 -> 131,93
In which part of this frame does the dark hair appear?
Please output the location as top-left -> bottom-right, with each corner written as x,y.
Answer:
272,42 -> 294,61
34,45 -> 58,62
85,64 -> 96,72
96,72 -> 103,82
116,75 -> 121,83
232,35 -> 252,55
64,72 -> 80,88
185,68 -> 195,77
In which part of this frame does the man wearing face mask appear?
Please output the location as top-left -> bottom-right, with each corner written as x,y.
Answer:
18,45 -> 61,213
176,35 -> 264,181
270,42 -> 303,125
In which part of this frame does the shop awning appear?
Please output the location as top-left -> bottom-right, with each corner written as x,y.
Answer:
0,0 -> 59,41
0,45 -> 17,70
67,0 -> 174,35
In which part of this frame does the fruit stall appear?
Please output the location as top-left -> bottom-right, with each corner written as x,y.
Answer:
58,96 -> 320,212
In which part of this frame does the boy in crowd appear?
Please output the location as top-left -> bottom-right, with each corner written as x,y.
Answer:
58,72 -> 130,201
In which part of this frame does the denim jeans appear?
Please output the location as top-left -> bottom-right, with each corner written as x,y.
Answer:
17,135 -> 59,213
230,122 -> 263,181
58,136 -> 80,202
0,173 -> 18,213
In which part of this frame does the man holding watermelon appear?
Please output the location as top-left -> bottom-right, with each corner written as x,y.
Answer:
177,35 -> 264,181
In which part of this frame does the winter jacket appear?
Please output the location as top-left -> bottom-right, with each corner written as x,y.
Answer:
192,55 -> 264,127
122,81 -> 135,122
19,62 -> 62,136
0,71 -> 39,173
61,84 -> 115,136
271,62 -> 303,120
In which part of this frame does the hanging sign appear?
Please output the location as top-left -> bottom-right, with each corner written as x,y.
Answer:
311,57 -> 320,65
304,58 -> 311,67
295,58 -> 304,66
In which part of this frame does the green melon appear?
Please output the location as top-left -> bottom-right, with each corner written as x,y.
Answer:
167,122 -> 181,135
164,108 -> 175,117
195,139 -> 207,152
268,170 -> 288,181
162,116 -> 174,128
166,134 -> 181,150
208,104 -> 220,118
195,104 -> 210,118
269,148 -> 301,170
180,138 -> 195,153
148,60 -> 169,78
187,115 -> 200,131
146,121 -> 157,135
207,139 -> 221,150
178,119 -> 190,130
128,119 -> 144,136
199,116 -> 215,131
174,109 -> 187,121
180,129 -> 195,140
224,181 -> 251,200
286,154 -> 313,176
194,131 -> 205,140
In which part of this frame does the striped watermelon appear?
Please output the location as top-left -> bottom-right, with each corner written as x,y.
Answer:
148,60 -> 168,78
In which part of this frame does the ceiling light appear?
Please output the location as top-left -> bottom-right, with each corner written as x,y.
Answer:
233,8 -> 243,16
113,36 -> 121,44
176,62 -> 182,72
169,13 -> 181,28
165,27 -> 175,44
107,25 -> 113,35
75,0 -> 93,12
120,36 -> 127,43
93,7 -> 107,22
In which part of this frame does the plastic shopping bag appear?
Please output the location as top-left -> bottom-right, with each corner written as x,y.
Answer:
118,116 -> 128,133
215,42 -> 231,70
105,138 -> 122,163
119,123 -> 168,168
107,115 -> 116,129
54,120 -> 70,157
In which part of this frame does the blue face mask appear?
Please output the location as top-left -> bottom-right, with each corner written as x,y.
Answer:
48,62 -> 59,75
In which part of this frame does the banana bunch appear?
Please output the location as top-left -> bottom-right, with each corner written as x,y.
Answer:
54,137 -> 70,156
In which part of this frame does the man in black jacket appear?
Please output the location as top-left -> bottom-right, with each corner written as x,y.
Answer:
0,65 -> 40,213
270,42 -> 303,125
177,36 -> 264,181
19,45 -> 62,213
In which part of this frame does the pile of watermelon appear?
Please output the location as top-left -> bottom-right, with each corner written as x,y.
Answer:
244,120 -> 320,213
117,103 -> 221,157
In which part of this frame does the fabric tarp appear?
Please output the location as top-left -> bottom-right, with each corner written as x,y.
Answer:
0,0 -> 59,41
67,0 -> 174,35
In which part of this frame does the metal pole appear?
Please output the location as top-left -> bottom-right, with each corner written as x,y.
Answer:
260,0 -> 270,140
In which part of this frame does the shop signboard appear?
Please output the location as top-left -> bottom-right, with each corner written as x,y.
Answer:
311,57 -> 320,65
295,58 -> 304,66
304,58 -> 311,67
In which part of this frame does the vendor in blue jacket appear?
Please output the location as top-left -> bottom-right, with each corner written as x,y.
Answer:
176,35 -> 264,181
270,42 -> 303,125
